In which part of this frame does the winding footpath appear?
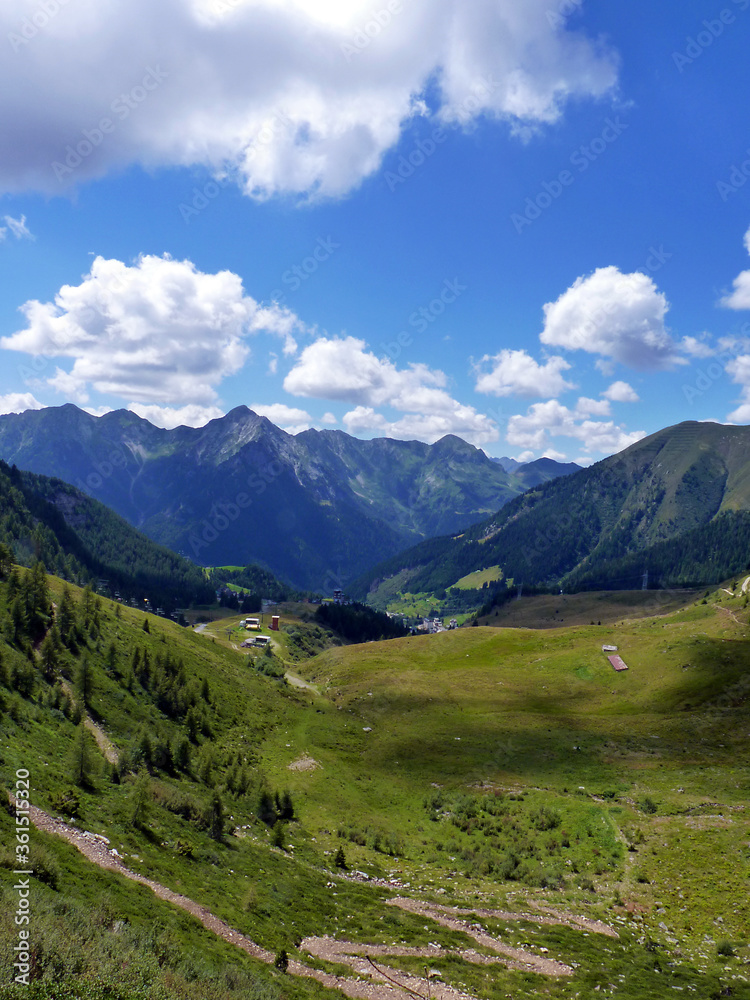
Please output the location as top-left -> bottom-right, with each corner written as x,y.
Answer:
11,793 -> 620,1000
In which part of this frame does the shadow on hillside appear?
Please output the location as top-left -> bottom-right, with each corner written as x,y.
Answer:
350,639 -> 750,782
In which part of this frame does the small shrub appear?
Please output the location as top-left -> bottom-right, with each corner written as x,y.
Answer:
274,948 -> 289,971
51,787 -> 81,817
717,940 -> 736,958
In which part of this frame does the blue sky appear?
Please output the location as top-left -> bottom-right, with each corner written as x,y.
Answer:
1,0 -> 749,462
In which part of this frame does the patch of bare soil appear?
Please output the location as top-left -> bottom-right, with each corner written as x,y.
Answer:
288,754 -> 320,771
60,680 -> 119,765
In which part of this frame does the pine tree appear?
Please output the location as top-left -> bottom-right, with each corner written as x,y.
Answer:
208,791 -> 224,841
69,723 -> 95,788
57,586 -> 76,646
40,632 -> 59,682
105,641 -> 118,676
173,736 -> 191,772
0,542 -> 13,579
75,653 -> 94,710
129,769 -> 151,827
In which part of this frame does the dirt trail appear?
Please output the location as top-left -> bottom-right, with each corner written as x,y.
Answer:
715,604 -> 742,626
14,797 -> 619,998
391,896 -> 617,941
60,680 -> 119,765
286,672 -> 321,694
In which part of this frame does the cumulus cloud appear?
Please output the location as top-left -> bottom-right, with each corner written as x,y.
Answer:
720,226 -> 750,311
506,398 -> 645,455
602,380 -> 639,403
0,0 -> 617,201
726,354 -> 750,423
680,335 -> 715,359
284,335 -> 498,445
0,214 -> 33,241
342,405 -> 497,446
540,266 -> 682,370
0,391 -> 44,414
127,402 -> 225,428
574,396 -> 611,417
2,254 -> 307,407
250,402 -> 313,434
474,348 -> 575,397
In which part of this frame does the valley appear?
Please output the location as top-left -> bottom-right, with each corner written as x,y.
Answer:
0,561 -> 748,999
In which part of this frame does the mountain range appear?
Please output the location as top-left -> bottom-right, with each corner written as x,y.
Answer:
353,420 -> 750,604
0,404 -> 577,590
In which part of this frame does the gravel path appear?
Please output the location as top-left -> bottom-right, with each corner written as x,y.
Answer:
14,795 -> 617,997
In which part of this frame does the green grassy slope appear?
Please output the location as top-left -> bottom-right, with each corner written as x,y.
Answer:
352,420 -> 750,608
0,564 -> 749,999
0,460 -> 213,608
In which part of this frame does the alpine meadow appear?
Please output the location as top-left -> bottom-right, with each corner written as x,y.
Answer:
1,2 -> 750,999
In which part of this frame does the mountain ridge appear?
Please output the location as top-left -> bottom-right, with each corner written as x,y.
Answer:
352,419 -> 750,603
0,404 -> 552,589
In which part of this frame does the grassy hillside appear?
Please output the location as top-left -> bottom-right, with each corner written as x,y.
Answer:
0,560 -> 749,999
353,421 -> 750,615
0,460 -> 214,609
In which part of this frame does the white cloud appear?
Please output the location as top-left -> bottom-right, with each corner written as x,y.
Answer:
342,405 -> 498,446
250,402 -> 313,433
284,335 -> 498,445
2,254 -> 307,407
0,391 -> 44,414
506,398 -> 646,455
474,348 -> 575,397
0,214 -> 33,242
679,335 -> 715,358
726,354 -> 750,423
540,448 -> 568,462
0,0 -> 617,201
321,411 -> 337,425
720,226 -> 750,311
727,400 -> 750,423
128,402 -> 225,428
602,380 -> 639,403
539,266 -> 682,370
574,396 -> 611,417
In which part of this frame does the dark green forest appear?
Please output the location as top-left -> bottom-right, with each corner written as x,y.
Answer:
0,462 -> 214,610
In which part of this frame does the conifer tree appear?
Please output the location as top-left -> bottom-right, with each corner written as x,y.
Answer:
69,723 -> 95,788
